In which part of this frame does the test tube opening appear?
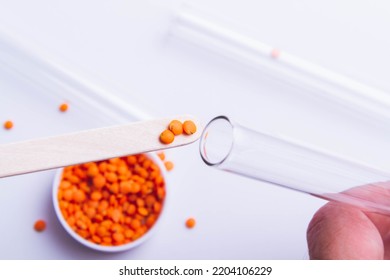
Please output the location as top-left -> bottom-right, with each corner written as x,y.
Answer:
200,116 -> 234,166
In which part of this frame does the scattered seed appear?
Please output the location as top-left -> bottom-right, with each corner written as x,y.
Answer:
3,120 -> 13,130
157,152 -> 165,161
164,161 -> 174,171
185,218 -> 196,229
59,103 -> 69,112
34,220 -> 47,232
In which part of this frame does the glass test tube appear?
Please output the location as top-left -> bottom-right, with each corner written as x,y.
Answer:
0,26 -> 151,123
173,8 -> 390,125
200,116 -> 390,214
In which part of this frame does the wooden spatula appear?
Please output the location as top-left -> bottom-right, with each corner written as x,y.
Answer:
0,115 -> 201,178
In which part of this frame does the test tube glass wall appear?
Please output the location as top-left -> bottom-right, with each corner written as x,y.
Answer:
200,116 -> 390,215
173,8 -> 390,126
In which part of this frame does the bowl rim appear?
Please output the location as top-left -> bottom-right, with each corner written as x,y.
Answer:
52,152 -> 169,253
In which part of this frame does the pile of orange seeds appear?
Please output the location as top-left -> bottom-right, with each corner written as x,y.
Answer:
57,154 -> 166,246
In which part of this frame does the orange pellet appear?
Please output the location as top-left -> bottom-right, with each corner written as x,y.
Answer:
130,219 -> 141,230
107,164 -> 117,172
185,218 -> 196,229
85,207 -> 96,219
109,183 -> 119,194
160,129 -> 174,144
111,223 -> 123,233
145,195 -> 156,207
119,181 -> 132,194
125,229 -> 135,239
141,183 -> 153,195
63,189 -> 73,202
97,226 -> 108,237
153,202 -> 162,213
3,120 -> 13,130
157,152 -> 165,161
73,190 -> 86,203
92,235 -> 102,244
183,120 -> 197,135
146,215 -> 156,227
113,232 -> 125,243
93,175 -> 106,189
59,103 -> 69,112
168,120 -> 183,136
117,165 -> 128,175
57,154 -> 166,247
60,181 -> 71,189
127,204 -> 136,215
135,166 -> 148,178
136,198 -> 145,207
91,191 -> 102,201
98,162 -> 108,173
126,156 -> 137,165
87,164 -> 99,177
164,161 -> 174,171
67,175 -> 80,184
102,237 -> 112,244
34,220 -> 47,232
138,207 -> 149,216
111,209 -> 122,223
105,172 -> 117,183
131,182 -> 141,193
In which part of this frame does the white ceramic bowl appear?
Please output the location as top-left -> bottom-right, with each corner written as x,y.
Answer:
52,152 -> 168,253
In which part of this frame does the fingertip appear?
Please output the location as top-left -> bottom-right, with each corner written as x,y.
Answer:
306,203 -> 337,259
307,202 -> 383,260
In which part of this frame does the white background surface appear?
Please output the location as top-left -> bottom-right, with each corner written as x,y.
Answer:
0,0 -> 390,259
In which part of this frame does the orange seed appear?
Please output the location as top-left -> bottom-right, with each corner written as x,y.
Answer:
34,220 -> 47,232
160,129 -> 174,144
157,152 -> 165,161
164,161 -> 174,171
3,120 -> 13,130
185,218 -> 196,229
59,103 -> 69,112
183,120 -> 197,135
168,120 -> 183,135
